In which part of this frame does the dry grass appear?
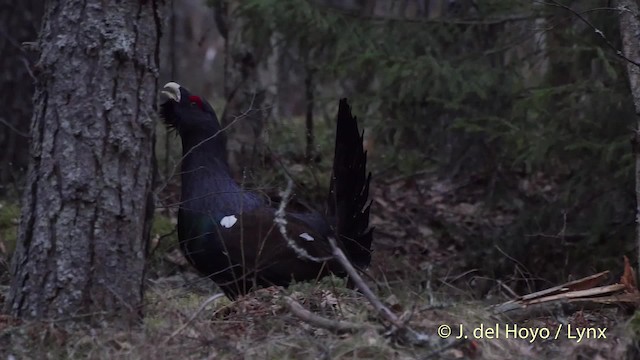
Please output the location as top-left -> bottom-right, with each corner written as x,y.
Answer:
2,120 -> 640,359
1,272 -> 637,359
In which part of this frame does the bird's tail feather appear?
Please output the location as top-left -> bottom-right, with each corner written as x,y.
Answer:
327,98 -> 372,268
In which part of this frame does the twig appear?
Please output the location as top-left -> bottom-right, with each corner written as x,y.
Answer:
20,57 -> 37,82
163,293 -> 225,344
0,116 -> 30,138
326,237 -> 403,329
104,284 -> 137,315
284,296 -> 372,332
274,177 -> 333,263
323,5 -> 534,26
327,238 -> 433,345
149,227 -> 178,255
539,0 -> 640,68
498,280 -> 520,299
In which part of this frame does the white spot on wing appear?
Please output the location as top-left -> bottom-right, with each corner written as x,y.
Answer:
299,232 -> 314,241
220,215 -> 237,229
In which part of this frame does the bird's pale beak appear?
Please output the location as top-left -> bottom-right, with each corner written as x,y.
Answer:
161,82 -> 181,103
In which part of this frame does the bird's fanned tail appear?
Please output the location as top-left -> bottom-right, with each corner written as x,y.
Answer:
327,98 -> 373,268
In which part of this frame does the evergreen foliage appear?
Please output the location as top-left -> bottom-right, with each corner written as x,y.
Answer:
227,0 -> 635,287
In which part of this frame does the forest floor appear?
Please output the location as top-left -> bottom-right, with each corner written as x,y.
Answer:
0,172 -> 638,359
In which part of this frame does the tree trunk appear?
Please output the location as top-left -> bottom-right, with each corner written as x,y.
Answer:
617,0 -> 640,277
304,56 -> 315,162
0,1 -> 44,194
220,0 -> 269,173
6,0 -> 163,323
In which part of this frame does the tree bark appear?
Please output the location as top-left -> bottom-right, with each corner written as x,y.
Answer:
6,0 -> 163,323
0,1 -> 44,194
617,0 -> 640,277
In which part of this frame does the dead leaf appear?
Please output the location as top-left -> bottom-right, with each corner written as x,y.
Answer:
620,256 -> 638,293
164,249 -> 189,267
320,290 -> 338,309
385,294 -> 403,312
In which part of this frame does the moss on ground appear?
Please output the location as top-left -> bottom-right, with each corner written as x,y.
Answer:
149,213 -> 178,261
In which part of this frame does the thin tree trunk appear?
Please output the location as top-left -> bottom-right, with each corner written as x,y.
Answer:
304,57 -> 315,162
0,1 -> 44,194
617,0 -> 640,277
165,0 -> 177,191
220,0 -> 268,173
6,0 -> 163,323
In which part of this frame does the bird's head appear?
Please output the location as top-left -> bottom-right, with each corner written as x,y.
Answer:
159,82 -> 221,135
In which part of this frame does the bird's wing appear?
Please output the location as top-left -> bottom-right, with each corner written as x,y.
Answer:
214,207 -> 345,287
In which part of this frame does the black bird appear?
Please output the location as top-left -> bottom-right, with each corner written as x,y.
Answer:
159,82 -> 372,299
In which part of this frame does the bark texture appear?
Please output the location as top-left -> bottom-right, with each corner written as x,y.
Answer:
617,0 -> 640,276
0,1 -> 44,193
6,0 -> 163,321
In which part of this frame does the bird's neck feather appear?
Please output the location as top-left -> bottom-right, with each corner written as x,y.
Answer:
179,134 -> 260,217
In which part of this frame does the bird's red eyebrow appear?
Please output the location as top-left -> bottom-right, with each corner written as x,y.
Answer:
188,95 -> 203,109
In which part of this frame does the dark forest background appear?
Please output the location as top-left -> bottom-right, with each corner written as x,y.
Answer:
2,0 -> 635,292
1,1 -> 639,358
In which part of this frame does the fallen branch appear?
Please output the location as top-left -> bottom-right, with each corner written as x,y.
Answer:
284,296 -> 373,332
491,261 -> 640,320
494,293 -> 639,323
327,237 -> 404,329
518,271 -> 610,301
